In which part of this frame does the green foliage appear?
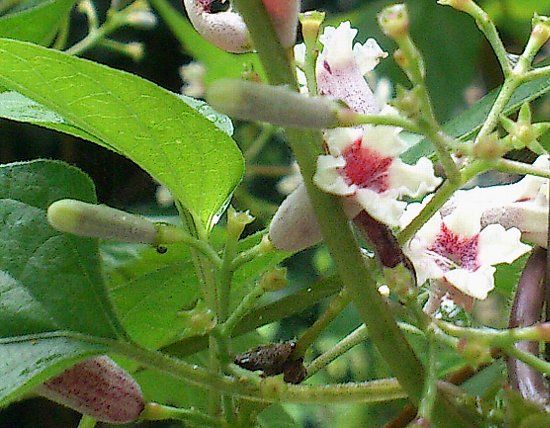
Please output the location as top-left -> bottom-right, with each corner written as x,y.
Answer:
0,160 -> 120,406
0,38 -> 244,228
0,0 -> 75,45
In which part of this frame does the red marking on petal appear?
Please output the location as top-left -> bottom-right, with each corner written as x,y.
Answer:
429,223 -> 480,271
515,196 -> 531,203
323,60 -> 332,74
339,139 -> 392,193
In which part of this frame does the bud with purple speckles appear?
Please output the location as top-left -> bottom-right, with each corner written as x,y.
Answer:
36,356 -> 144,424
182,0 -> 300,53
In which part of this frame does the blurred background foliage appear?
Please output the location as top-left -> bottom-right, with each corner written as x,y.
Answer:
0,0 -> 549,426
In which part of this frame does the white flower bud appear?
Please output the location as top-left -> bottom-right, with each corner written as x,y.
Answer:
206,79 -> 343,128
48,199 -> 158,244
36,356 -> 144,424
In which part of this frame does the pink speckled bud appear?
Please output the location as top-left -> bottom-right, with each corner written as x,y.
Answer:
262,0 -> 300,48
182,0 -> 300,53
183,0 -> 251,53
36,356 -> 144,424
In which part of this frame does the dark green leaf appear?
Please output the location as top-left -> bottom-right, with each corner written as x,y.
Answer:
0,38 -> 244,228
0,0 -> 75,45
0,160 -> 123,406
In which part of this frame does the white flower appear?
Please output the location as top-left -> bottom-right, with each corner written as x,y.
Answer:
401,205 -> 531,300
316,22 -> 387,114
443,155 -> 549,247
314,107 -> 441,227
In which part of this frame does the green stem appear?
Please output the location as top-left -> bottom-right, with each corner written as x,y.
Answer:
244,125 -> 274,161
307,322 -> 424,379
221,284 -> 265,337
418,339 -> 438,423
76,415 -> 96,428
218,236 -> 239,323
231,3 -> 473,425
457,0 -> 512,77
492,158 -> 550,180
141,403 -> 224,427
505,345 -> 550,375
293,290 -> 351,359
436,320 -> 550,346
522,65 -> 550,81
230,235 -> 271,271
396,35 -> 461,183
53,17 -> 71,51
475,24 -> 545,146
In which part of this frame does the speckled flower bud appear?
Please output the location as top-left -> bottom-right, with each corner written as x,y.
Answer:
36,356 -> 144,424
182,0 -> 300,53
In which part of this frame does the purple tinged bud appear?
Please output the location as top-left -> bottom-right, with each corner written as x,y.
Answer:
36,356 -> 144,424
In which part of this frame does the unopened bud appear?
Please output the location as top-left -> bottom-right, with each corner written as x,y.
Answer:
183,0 -> 252,53
227,206 -> 254,239
531,14 -> 550,48
378,4 -> 409,39
473,132 -> 507,159
392,85 -> 421,118
125,42 -> 145,62
206,79 -> 342,129
48,199 -> 185,245
36,356 -> 144,424
262,0 -> 300,48
179,301 -> 216,335
299,11 -> 325,47
269,183 -> 361,252
457,338 -> 493,367
260,267 -> 288,291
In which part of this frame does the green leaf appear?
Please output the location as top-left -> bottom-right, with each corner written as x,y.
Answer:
0,0 -> 75,45
0,38 -> 244,228
258,404 -> 298,428
0,91 -> 116,151
402,64 -> 550,164
0,160 -> 123,405
104,243 -> 201,350
150,0 -> 264,83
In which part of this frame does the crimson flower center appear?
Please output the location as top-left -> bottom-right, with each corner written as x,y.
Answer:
428,223 -> 480,271
339,139 -> 392,193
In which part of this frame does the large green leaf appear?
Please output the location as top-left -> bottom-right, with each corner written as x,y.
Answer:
103,231 -> 291,351
150,0 -> 264,83
0,38 -> 244,228
0,0 -> 75,45
0,160 -> 123,405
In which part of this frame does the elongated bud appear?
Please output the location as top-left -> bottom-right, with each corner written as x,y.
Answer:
207,79 -> 346,128
260,266 -> 288,292
48,199 -> 184,244
36,356 -> 144,424
269,183 -> 361,252
262,0 -> 300,48
531,14 -> 550,49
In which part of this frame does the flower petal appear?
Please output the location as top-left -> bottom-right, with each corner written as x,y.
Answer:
443,206 -> 482,238
388,157 -> 442,198
477,224 -> 531,266
355,188 -> 405,226
325,128 -> 363,156
444,266 -> 495,300
314,155 -> 356,195
353,38 -> 387,74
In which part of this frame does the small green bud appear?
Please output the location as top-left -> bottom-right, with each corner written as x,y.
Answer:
179,300 -> 216,336
48,199 -> 157,244
378,4 -> 410,39
391,85 -> 421,118
457,338 -> 493,367
227,206 -> 254,239
437,0 -> 477,14
473,132 -> 507,159
206,79 -> 342,129
531,14 -> 550,48
299,11 -> 325,47
260,267 -> 288,292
